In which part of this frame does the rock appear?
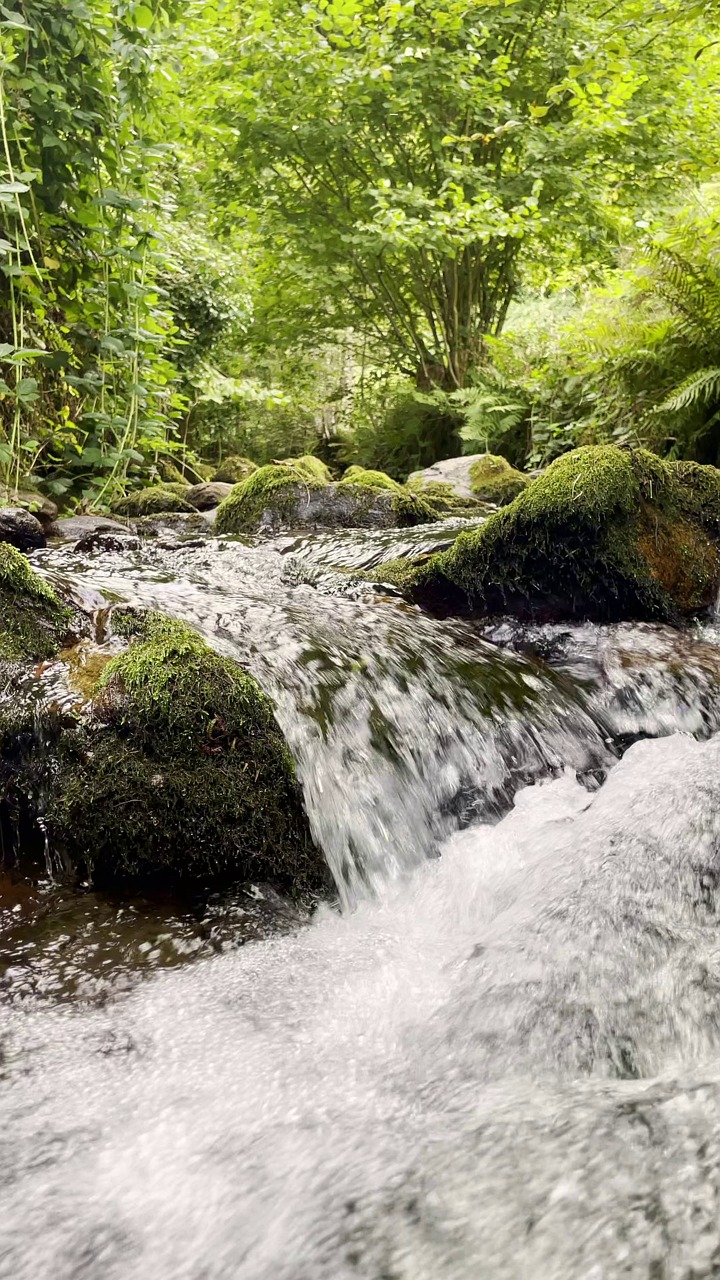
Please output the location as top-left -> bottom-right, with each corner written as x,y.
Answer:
0,487 -> 58,528
132,511 -> 213,537
373,447 -> 720,624
276,454 -> 332,483
110,486 -> 196,517
184,481 -> 234,511
212,456 -> 258,484
0,507 -> 45,551
215,462 -> 439,535
467,454 -> 530,504
0,543 -> 71,660
40,614 -> 324,891
408,455 -> 483,499
46,515 -> 129,541
74,532 -> 140,554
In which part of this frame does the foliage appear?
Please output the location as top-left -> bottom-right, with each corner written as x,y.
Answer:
213,0 -> 720,390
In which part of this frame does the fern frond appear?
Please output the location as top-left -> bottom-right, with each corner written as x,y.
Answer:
656,366 -> 720,414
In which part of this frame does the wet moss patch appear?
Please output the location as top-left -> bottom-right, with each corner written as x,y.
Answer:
45,615 -> 323,891
373,447 -> 720,623
215,463 -> 328,534
469,455 -> 530,505
111,486 -> 196,517
0,544 -> 71,661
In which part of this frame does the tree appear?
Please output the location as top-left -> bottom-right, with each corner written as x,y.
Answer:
212,0 -> 720,389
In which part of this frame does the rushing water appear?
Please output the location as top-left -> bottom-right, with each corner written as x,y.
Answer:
4,522 -> 720,1278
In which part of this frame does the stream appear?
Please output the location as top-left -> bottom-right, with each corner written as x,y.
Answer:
4,519 -> 720,1278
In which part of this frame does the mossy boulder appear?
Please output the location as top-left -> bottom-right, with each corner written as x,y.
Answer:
0,544 -> 71,661
469,455 -> 530,504
215,462 -> 438,534
337,467 -> 439,525
156,459 -> 190,486
375,447 -> 720,623
406,479 -> 487,518
44,615 -> 324,891
212,455 -> 258,484
110,485 -> 196,518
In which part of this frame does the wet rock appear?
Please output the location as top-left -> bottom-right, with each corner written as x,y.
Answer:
215,463 -> 439,535
0,487 -> 58,528
184,481 -> 234,511
46,515 -> 129,542
374,447 -> 720,624
50,615 -> 322,891
110,486 -> 196,518
132,511 -> 213,537
74,532 -> 140,554
0,544 -> 71,661
0,507 -> 45,551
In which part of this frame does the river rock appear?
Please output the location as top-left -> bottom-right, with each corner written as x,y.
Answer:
372,447 -> 720,624
46,515 -> 129,541
408,455 -> 483,499
0,487 -> 58,528
0,507 -> 45,551
184,481 -> 234,510
132,511 -> 213,536
215,463 -> 437,535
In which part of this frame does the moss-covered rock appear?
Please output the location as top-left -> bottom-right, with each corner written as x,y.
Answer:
406,478 -> 487,517
215,463 -> 328,535
0,544 -> 71,660
212,455 -> 258,484
157,459 -> 190,486
377,447 -> 720,623
337,467 -> 440,525
44,614 -> 324,891
110,485 -> 196,517
469,454 -> 530,504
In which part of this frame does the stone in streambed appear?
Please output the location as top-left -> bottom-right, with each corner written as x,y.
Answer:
184,481 -> 234,510
0,486 -> 58,528
371,447 -> 720,624
44,614 -> 324,892
0,543 -> 71,660
110,485 -> 196,517
0,507 -> 45,551
47,515 -> 130,541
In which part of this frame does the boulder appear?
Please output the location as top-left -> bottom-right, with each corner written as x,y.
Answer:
40,614 -> 324,891
371,447 -> 720,624
212,456 -> 258,485
46,515 -> 129,541
0,507 -> 45,551
110,486 -> 196,518
0,486 -> 58,528
215,463 -> 439,535
408,454 -> 529,505
184,481 -> 234,511
0,543 -> 71,661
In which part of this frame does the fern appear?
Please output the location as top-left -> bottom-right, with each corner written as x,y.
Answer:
657,367 -> 720,413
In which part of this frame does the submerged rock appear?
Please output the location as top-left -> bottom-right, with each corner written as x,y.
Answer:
44,615 -> 323,890
374,447 -> 720,624
47,515 -> 129,541
0,506 -> 45,551
111,485 -> 196,517
215,462 -> 439,535
0,543 -> 71,660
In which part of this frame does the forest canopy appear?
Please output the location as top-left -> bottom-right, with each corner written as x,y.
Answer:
1,0 -> 720,501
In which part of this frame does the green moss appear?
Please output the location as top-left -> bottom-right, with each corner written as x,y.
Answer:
46,614 -> 322,889
468,454 -> 530,505
339,466 -> 402,492
280,454 -> 332,483
0,544 -> 71,660
215,463 -> 328,535
671,460 -> 720,535
375,446 -> 720,622
111,485 -> 196,517
157,459 -> 190,486
407,479 -> 486,517
212,455 -> 258,484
